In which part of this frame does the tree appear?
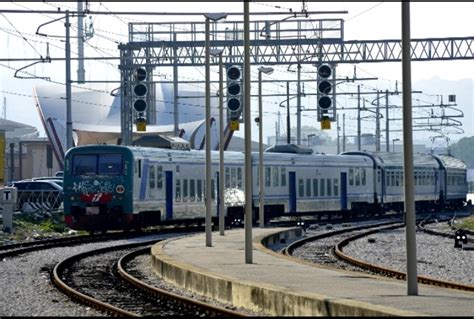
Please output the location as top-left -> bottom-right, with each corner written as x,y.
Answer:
448,136 -> 474,168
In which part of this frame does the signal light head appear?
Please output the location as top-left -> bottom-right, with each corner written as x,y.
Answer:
318,80 -> 332,94
318,64 -> 332,79
227,98 -> 241,112
134,68 -> 146,81
228,82 -> 241,96
133,83 -> 147,97
318,96 -> 332,110
133,99 -> 147,112
227,66 -> 241,80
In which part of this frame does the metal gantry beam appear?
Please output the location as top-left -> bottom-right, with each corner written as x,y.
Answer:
121,15 -> 474,64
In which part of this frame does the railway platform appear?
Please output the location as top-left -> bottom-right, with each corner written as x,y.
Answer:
151,227 -> 474,316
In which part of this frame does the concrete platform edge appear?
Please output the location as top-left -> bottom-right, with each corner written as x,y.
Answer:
151,229 -> 420,316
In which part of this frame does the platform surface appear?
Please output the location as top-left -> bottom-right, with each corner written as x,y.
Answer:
151,227 -> 474,316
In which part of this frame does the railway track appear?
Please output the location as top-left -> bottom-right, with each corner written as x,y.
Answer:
0,225 -> 204,259
52,241 -> 247,317
284,213 -> 474,292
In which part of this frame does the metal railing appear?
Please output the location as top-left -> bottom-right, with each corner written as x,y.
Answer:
16,190 -> 63,212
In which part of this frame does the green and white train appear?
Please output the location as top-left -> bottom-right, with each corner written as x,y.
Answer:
63,144 -> 468,232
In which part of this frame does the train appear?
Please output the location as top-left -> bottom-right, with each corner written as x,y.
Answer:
62,144 -> 468,232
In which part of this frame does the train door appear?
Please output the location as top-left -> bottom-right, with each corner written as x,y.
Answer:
340,172 -> 348,210
289,171 -> 296,213
380,168 -> 386,205
139,159 -> 149,201
165,171 -> 173,220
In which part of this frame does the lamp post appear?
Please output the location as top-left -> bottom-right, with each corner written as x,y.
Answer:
204,12 -> 227,247
392,138 -> 400,152
210,48 -> 225,236
258,66 -> 274,228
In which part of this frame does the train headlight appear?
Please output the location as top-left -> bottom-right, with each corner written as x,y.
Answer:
116,185 -> 125,194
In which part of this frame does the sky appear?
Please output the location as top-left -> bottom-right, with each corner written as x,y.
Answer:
0,1 -> 472,147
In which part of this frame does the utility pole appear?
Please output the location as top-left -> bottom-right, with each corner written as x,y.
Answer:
342,113 -> 346,152
65,11 -> 73,150
286,81 -> 290,144
402,1 -> 418,296
296,63 -> 301,145
77,1 -> 85,84
385,89 -> 390,152
375,90 -> 380,152
336,114 -> 340,154
357,85 -> 361,150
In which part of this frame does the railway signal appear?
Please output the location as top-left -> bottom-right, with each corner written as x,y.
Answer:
133,67 -> 147,131
226,65 -> 243,120
316,64 -> 336,129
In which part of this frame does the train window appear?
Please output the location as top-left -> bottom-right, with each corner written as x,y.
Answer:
231,167 -> 237,188
377,170 -> 381,183
138,159 -> 142,178
306,179 -> 311,197
265,167 -> 271,187
299,179 -> 304,197
313,179 -> 318,197
197,180 -> 202,201
225,167 -> 231,188
183,179 -> 188,201
175,179 -> 181,201
281,167 -> 286,187
386,172 -> 390,186
73,154 -> 96,175
157,166 -> 163,189
333,178 -> 339,196
237,167 -> 242,188
149,165 -> 155,189
361,169 -> 366,186
327,179 -> 332,196
349,168 -> 354,186
98,154 -> 123,175
273,167 -> 279,187
211,179 -> 216,200
320,179 -> 325,196
190,179 -> 195,201
414,171 -> 418,185
390,172 -> 395,187
395,172 -> 400,187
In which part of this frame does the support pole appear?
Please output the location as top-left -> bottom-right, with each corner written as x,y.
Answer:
296,63 -> 301,145
173,33 -> 179,136
258,71 -> 264,228
357,85 -> 361,151
402,1 -> 418,296
205,17 -> 212,247
77,1 -> 85,84
244,1 -> 253,264
375,90 -> 380,152
65,11 -> 73,150
342,113 -> 346,152
218,53 -> 225,236
286,81 -> 290,144
386,90 -> 390,152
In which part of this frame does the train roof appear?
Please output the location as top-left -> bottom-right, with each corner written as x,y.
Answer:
341,151 -> 440,169
433,154 -> 467,170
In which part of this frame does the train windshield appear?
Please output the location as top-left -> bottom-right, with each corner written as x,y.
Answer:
72,154 -> 123,175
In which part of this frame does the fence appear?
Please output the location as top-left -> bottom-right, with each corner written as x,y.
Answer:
16,190 -> 63,212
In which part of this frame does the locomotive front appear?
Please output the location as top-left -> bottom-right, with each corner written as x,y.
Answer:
63,145 -> 134,232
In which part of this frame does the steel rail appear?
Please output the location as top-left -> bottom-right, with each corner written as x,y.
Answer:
51,240 -> 159,317
117,247 -> 248,317
334,224 -> 474,292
